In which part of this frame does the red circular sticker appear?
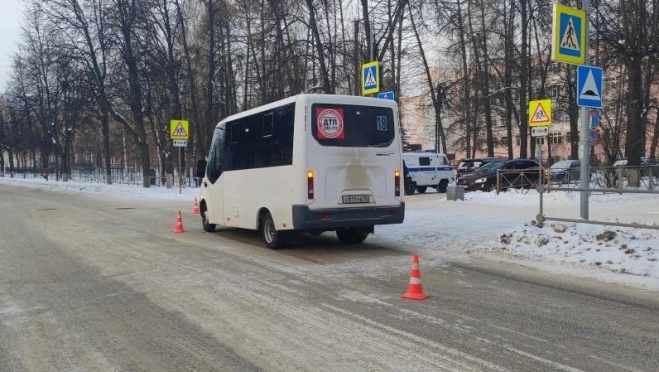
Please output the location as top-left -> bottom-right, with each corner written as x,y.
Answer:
317,108 -> 344,139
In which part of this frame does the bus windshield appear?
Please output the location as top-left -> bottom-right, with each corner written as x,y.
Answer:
311,104 -> 395,148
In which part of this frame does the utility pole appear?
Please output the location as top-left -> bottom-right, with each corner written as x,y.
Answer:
579,0 -> 591,220
354,20 -> 360,96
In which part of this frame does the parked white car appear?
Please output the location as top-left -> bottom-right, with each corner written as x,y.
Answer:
612,157 -> 656,167
612,157 -> 658,178
402,152 -> 454,194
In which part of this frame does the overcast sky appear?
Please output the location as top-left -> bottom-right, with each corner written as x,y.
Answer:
0,0 -> 23,92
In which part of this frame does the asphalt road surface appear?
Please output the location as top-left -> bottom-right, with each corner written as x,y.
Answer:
1,184 -> 658,372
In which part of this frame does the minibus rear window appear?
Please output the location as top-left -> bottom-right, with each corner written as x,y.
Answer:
311,104 -> 395,147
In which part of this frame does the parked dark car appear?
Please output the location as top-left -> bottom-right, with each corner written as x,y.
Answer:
456,157 -> 508,178
548,160 -> 580,184
457,158 -> 542,192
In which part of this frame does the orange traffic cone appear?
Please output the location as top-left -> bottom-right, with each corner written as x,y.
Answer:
173,210 -> 186,233
192,198 -> 200,215
401,254 -> 429,300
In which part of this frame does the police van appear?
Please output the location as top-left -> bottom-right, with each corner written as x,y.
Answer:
402,152 -> 454,194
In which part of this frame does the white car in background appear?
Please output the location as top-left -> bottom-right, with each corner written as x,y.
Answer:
402,152 -> 454,194
613,157 -> 658,178
548,160 -> 581,184
612,157 -> 657,167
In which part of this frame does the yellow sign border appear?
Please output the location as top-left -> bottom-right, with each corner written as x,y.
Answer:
528,99 -> 552,127
170,119 -> 189,140
552,3 -> 586,65
361,61 -> 380,96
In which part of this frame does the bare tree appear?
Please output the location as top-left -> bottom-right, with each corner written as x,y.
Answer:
107,0 -> 153,187
408,2 -> 449,153
16,3 -> 63,178
595,0 -> 659,168
42,0 -> 115,184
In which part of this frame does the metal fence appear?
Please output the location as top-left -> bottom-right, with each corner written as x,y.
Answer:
537,165 -> 659,230
1,168 -> 202,188
546,165 -> 658,192
495,169 -> 543,194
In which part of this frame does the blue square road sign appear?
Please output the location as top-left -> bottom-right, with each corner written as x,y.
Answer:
577,66 -> 603,108
377,91 -> 394,100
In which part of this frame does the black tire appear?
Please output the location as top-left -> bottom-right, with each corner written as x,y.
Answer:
437,180 -> 449,193
486,183 -> 497,192
336,227 -> 370,244
201,207 -> 216,232
352,231 -> 369,244
260,212 -> 286,249
416,186 -> 427,193
404,182 -> 416,195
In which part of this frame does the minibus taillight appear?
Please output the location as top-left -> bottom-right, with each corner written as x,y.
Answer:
394,169 -> 401,197
307,170 -> 315,200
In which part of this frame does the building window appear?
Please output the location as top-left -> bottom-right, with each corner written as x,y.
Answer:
549,85 -> 557,97
535,137 -> 545,145
566,132 -> 580,144
606,77 -> 618,91
549,133 -> 562,144
549,63 -> 560,74
554,110 -> 569,122
516,135 -> 521,147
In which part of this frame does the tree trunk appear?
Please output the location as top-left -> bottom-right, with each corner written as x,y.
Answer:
625,56 -> 644,168
408,3 -> 446,154
456,0 -> 471,157
305,0 -> 332,93
504,0 -> 514,159
519,0 -> 529,159
176,0 -> 204,160
650,109 -> 659,159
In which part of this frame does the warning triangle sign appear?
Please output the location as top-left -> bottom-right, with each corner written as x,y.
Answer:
364,68 -> 377,87
173,123 -> 187,137
531,103 -> 550,124
560,17 -> 580,51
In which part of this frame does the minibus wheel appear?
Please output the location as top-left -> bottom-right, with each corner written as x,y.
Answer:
260,212 -> 285,249
336,227 -> 369,244
201,205 -> 216,232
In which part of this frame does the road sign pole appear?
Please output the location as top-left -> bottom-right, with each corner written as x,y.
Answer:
579,0 -> 591,220
539,139 -> 544,215
178,147 -> 182,195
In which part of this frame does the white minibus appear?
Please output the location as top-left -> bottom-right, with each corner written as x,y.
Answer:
198,94 -> 405,248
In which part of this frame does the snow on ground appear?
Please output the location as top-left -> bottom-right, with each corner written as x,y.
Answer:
1,175 -> 658,291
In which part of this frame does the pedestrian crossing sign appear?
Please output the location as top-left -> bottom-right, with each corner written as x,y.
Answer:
361,61 -> 380,96
170,119 -> 189,140
552,3 -> 585,65
528,99 -> 552,127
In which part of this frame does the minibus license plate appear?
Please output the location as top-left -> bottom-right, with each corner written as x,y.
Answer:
342,194 -> 369,204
